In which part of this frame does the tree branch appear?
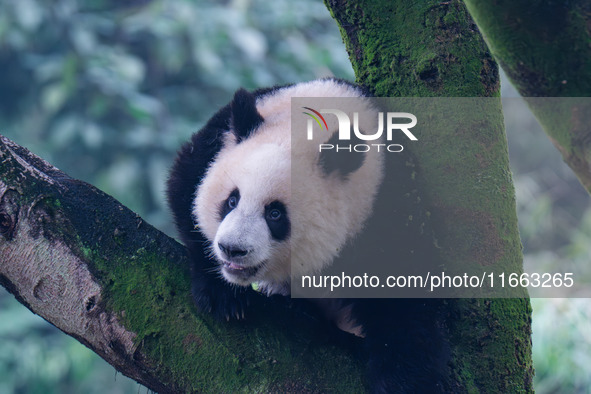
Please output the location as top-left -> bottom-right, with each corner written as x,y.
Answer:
463,0 -> 591,193
0,134 -> 365,392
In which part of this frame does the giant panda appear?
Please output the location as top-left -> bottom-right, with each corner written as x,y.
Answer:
167,78 -> 449,393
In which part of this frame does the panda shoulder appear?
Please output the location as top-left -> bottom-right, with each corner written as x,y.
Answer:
166,102 -> 232,243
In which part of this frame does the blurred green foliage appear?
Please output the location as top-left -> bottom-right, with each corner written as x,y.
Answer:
531,297 -> 591,394
0,0 -> 353,234
0,0 -> 590,392
0,293 -> 139,393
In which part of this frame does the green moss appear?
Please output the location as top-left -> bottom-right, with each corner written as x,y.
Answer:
325,0 -> 531,391
82,245 -> 245,391
327,0 -> 498,98
79,243 -> 364,392
464,0 -> 591,97
448,298 -> 533,392
462,0 -> 591,191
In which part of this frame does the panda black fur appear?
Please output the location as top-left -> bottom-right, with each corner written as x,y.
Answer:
167,78 -> 449,393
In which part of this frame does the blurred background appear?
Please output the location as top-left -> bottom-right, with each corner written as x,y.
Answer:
0,0 -> 589,393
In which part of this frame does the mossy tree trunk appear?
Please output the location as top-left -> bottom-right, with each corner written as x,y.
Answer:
325,0 -> 533,391
0,135 -> 367,392
463,0 -> 591,193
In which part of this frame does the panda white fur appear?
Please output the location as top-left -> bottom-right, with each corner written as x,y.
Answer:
167,78 -> 448,393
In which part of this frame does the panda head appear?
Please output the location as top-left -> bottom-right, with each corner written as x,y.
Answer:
194,80 -> 383,293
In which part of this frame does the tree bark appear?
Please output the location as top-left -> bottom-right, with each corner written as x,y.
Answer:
325,0 -> 533,391
0,134 -> 366,392
463,0 -> 591,193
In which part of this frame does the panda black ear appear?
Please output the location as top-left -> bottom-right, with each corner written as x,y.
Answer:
230,88 -> 264,142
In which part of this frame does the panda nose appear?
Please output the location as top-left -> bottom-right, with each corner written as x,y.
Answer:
218,242 -> 249,258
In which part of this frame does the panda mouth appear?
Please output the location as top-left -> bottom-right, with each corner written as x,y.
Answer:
221,261 -> 260,277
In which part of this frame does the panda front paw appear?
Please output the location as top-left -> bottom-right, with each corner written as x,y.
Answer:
191,275 -> 250,321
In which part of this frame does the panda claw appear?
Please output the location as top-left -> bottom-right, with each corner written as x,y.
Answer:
191,274 -> 251,321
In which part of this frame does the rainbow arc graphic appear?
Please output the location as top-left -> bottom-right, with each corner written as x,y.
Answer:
302,107 -> 328,131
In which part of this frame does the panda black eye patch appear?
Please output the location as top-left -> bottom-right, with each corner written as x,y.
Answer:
265,201 -> 289,241
219,188 -> 240,220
